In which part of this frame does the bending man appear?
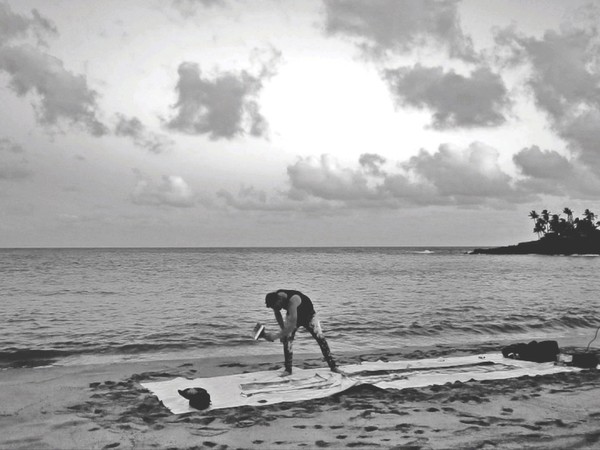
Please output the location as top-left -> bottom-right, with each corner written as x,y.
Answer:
262,289 -> 340,375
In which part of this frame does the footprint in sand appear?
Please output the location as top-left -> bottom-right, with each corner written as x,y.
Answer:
534,419 -> 571,428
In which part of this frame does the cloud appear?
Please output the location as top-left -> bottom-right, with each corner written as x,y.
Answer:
0,137 -> 32,181
287,155 -> 375,202
560,109 -> 600,174
400,142 -> 521,203
115,115 -> 173,154
0,4 -> 107,136
0,2 -> 57,46
497,20 -> 600,175
216,184 -> 340,213
216,186 -> 288,211
171,0 -> 227,16
131,174 -> 196,208
359,153 -> 387,176
0,137 -> 24,153
0,45 -> 107,136
323,0 -> 476,61
166,52 -> 279,139
384,65 -> 509,129
501,28 -> 600,120
513,145 -> 573,180
513,145 -> 600,197
218,143 -> 535,211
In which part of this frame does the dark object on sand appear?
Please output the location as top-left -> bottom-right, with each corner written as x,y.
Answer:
178,387 -> 211,410
502,340 -> 560,363
571,353 -> 599,369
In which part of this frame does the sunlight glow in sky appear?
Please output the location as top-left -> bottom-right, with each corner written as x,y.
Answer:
1,0 -> 599,247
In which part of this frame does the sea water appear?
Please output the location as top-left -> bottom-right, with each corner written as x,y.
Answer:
1,247 -> 599,368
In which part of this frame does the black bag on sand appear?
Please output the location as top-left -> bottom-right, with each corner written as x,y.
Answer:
178,387 -> 211,410
571,353 -> 599,369
502,340 -> 560,363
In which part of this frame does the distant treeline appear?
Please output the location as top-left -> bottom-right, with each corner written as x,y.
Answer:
529,208 -> 599,239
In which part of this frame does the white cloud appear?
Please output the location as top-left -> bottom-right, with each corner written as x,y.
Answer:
384,65 -> 509,129
287,154 -> 374,202
218,143 -> 539,211
131,175 -> 196,208
403,142 -> 519,202
323,0 -> 476,61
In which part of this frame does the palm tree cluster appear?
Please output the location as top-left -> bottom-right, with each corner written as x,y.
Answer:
528,208 -> 600,239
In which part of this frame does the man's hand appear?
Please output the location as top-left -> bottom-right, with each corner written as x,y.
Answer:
263,331 -> 276,342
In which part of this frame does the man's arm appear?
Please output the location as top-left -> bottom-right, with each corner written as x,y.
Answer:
274,309 -> 285,330
264,295 -> 300,341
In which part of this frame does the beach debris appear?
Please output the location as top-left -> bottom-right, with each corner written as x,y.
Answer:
501,340 -> 559,363
178,387 -> 211,410
571,353 -> 599,369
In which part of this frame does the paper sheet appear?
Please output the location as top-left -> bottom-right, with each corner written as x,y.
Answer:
141,353 -> 583,414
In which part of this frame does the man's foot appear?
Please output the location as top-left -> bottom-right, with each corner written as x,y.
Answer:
331,367 -> 347,376
279,369 -> 292,377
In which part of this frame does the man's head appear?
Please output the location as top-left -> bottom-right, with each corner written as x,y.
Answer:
265,291 -> 284,310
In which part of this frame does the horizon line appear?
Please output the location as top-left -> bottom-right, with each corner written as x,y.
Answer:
0,245 -> 485,250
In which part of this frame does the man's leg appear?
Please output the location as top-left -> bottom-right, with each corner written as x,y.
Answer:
282,328 -> 297,374
306,315 -> 338,371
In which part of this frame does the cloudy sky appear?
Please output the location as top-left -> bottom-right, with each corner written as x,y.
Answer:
1,0 -> 600,247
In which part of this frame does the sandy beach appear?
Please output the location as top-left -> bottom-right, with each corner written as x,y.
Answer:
1,344 -> 599,450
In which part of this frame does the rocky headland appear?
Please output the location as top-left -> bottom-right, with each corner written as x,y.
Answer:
471,233 -> 600,255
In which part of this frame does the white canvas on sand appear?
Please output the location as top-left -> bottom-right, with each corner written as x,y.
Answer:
141,353 -> 585,414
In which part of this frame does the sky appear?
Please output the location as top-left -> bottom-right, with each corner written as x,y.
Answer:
1,0 -> 600,247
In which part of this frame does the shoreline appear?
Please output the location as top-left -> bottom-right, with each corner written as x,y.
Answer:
1,343 -> 599,449
4,328 -> 597,371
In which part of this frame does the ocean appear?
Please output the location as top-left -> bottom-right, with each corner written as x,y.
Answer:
1,247 -> 599,369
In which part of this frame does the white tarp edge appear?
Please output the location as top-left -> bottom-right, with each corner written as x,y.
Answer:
141,353 -> 583,414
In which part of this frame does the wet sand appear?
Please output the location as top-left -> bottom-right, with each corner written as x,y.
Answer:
1,344 -> 599,449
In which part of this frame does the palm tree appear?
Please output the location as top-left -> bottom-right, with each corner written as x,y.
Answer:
541,209 -> 550,223
548,214 -> 561,234
584,209 -> 596,223
529,210 -> 539,221
563,207 -> 573,223
533,220 -> 545,238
